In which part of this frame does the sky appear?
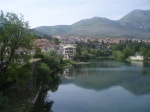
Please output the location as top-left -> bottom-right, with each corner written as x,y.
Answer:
0,0 -> 150,28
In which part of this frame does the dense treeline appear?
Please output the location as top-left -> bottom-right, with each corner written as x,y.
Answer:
74,40 -> 150,61
33,50 -> 64,91
112,41 -> 150,60
74,41 -> 112,61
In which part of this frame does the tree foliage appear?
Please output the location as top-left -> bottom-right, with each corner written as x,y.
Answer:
0,11 -> 35,90
0,11 -> 35,72
33,50 -> 62,90
112,41 -> 150,60
53,38 -> 60,45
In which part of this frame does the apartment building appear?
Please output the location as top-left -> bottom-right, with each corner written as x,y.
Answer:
61,44 -> 76,59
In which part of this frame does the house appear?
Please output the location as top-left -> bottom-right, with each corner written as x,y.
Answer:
33,39 -> 55,53
61,44 -> 76,59
130,55 -> 144,61
129,52 -> 144,61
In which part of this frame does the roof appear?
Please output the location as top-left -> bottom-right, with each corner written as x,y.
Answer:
63,45 -> 76,49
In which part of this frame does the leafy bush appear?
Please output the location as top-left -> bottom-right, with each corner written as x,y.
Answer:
0,92 -> 8,111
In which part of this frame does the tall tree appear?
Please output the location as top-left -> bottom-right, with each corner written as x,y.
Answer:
0,11 -> 35,72
53,38 -> 60,45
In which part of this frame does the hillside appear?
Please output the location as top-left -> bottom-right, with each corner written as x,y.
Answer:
119,9 -> 150,28
34,9 -> 150,38
35,25 -> 71,36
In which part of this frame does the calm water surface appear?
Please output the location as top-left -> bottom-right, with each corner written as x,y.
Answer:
46,60 -> 150,112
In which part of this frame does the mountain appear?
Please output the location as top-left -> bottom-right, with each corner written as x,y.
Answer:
34,30 -> 45,37
119,9 -> 150,28
69,17 -> 125,37
34,9 -> 150,38
35,25 -> 71,36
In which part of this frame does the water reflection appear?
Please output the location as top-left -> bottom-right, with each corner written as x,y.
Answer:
30,75 -> 61,112
130,61 -> 144,67
62,60 -> 150,95
47,60 -> 150,112
48,84 -> 150,112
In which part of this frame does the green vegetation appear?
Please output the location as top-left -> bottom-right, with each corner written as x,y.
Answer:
0,10 -> 35,91
0,10 -> 35,112
119,9 -> 150,28
33,50 -> 62,89
74,40 -> 150,61
112,41 -> 150,60
35,9 -> 150,38
74,41 -> 112,61
0,11 -> 67,112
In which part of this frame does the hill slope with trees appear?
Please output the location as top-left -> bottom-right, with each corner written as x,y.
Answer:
35,9 -> 150,38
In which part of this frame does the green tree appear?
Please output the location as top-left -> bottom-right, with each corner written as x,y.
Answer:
44,34 -> 52,41
112,43 -> 126,51
113,51 -> 125,60
122,47 -> 134,59
53,38 -> 60,45
35,63 -> 52,86
0,11 -> 35,90
0,92 -> 8,111
90,49 -> 102,57
0,11 -> 35,72
34,50 -> 62,89
76,45 -> 82,55
140,46 -> 150,60
43,52 -> 61,74
81,49 -> 89,60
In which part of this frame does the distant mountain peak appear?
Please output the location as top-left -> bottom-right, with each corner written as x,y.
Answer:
35,9 -> 150,39
119,9 -> 150,29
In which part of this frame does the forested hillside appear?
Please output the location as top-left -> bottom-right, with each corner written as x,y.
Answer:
35,9 -> 150,38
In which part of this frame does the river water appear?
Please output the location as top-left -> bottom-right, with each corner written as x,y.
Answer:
46,60 -> 150,112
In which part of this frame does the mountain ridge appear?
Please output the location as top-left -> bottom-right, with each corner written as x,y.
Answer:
35,9 -> 150,38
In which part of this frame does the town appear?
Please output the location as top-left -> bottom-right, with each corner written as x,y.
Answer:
32,35 -> 150,60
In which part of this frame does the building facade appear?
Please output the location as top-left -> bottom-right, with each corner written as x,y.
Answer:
61,44 -> 76,59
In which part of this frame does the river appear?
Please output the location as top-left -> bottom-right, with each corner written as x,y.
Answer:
46,59 -> 150,112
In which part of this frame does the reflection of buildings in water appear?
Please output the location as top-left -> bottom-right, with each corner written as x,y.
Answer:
63,67 -> 90,79
130,61 -> 148,76
131,61 -> 143,67
80,69 -> 89,76
63,68 -> 75,79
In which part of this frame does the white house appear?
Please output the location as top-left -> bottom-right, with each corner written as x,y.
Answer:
130,55 -> 144,61
61,44 -> 76,59
129,52 -> 144,61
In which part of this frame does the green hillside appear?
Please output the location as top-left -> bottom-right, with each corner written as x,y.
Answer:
34,9 -> 150,38
35,25 -> 71,36
119,9 -> 150,28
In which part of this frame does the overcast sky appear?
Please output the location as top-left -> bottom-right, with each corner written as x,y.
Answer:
1,0 -> 150,28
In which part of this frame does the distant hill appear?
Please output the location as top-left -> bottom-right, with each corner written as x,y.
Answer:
35,25 -> 71,36
119,9 -> 150,28
34,9 -> 150,38
34,30 -> 45,37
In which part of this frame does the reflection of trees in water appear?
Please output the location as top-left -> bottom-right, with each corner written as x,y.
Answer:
30,75 -> 61,112
75,71 -> 150,95
62,61 -> 150,95
63,65 -> 90,79
45,93 -> 54,112
30,90 -> 54,112
49,75 -> 61,92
